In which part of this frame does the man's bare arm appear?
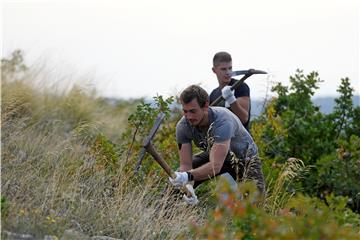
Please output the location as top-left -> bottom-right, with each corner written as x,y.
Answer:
230,96 -> 250,124
179,143 -> 193,171
190,140 -> 230,181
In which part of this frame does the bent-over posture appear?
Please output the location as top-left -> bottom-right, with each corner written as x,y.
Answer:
169,85 -> 265,204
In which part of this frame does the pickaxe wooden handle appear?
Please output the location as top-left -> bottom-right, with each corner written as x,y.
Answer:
145,142 -> 176,179
135,112 -> 193,196
145,142 -> 193,196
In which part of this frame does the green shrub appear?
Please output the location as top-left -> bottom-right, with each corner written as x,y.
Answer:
191,181 -> 360,239
252,70 -> 360,212
255,70 -> 334,165
316,135 -> 360,212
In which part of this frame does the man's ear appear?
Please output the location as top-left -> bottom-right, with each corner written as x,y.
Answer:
212,67 -> 216,74
204,100 -> 209,109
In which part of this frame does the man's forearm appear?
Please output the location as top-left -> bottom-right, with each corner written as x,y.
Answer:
190,141 -> 229,181
179,143 -> 193,171
231,103 -> 248,123
230,98 -> 249,124
190,162 -> 221,180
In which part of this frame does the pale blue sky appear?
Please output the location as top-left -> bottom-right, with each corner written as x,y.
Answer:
2,0 -> 359,100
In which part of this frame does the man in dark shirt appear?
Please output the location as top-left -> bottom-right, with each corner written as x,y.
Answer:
209,52 -> 251,132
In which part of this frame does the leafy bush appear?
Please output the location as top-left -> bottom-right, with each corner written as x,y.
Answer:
191,181 -> 360,239
316,135 -> 360,212
252,69 -> 360,212
120,95 -> 176,176
254,70 -> 334,164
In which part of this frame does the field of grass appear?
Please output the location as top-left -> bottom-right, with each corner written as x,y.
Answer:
0,68 -> 211,239
1,52 -> 359,239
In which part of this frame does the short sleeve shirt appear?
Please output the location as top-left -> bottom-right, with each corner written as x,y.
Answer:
176,107 -> 258,160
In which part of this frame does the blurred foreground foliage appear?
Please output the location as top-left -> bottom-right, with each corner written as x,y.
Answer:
191,181 -> 360,240
1,50 -> 360,239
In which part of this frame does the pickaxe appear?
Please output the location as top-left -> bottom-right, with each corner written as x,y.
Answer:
134,112 -> 168,174
134,112 -> 192,195
210,68 -> 267,106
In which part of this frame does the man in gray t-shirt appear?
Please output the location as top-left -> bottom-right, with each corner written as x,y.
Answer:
169,85 -> 265,199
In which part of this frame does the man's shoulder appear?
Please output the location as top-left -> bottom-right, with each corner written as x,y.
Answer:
176,116 -> 187,127
209,107 -> 240,141
230,79 -> 249,89
233,79 -> 250,97
210,86 -> 220,94
211,106 -> 230,112
211,106 -> 236,120
211,107 -> 242,127
177,116 -> 194,133
209,87 -> 221,101
210,80 -> 246,93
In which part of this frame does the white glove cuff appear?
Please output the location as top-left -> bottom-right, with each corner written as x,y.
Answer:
183,184 -> 199,205
226,95 -> 236,105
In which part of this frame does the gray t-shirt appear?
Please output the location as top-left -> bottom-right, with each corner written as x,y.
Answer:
176,106 -> 258,159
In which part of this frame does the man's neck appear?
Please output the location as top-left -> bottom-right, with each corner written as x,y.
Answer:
219,79 -> 232,89
197,109 -> 209,131
219,83 -> 227,89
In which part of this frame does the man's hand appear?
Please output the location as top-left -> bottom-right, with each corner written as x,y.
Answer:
221,86 -> 236,107
169,171 -> 189,188
183,184 -> 198,205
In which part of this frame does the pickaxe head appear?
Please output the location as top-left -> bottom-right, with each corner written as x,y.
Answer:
230,69 -> 267,77
134,112 -> 166,173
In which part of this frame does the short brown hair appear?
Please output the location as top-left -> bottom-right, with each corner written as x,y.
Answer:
213,51 -> 232,67
180,85 -> 208,108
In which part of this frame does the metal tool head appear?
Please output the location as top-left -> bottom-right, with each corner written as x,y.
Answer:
134,112 -> 166,173
141,112 -> 166,148
247,69 -> 267,75
230,70 -> 249,77
230,69 -> 267,77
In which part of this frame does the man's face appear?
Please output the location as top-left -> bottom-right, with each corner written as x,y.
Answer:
212,61 -> 232,85
182,98 -> 207,126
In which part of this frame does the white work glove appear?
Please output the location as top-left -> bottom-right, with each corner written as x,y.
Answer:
169,171 -> 189,188
183,184 -> 199,205
221,85 -> 236,107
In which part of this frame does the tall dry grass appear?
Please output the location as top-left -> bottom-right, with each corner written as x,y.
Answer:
1,70 -> 205,239
1,56 -> 317,239
264,157 -> 308,214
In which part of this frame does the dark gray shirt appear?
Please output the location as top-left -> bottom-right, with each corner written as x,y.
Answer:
176,107 -> 258,160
